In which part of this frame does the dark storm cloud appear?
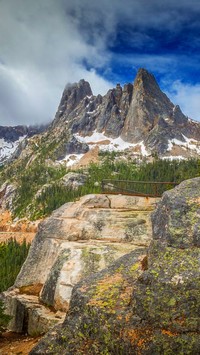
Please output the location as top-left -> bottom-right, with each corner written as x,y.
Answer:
0,0 -> 200,125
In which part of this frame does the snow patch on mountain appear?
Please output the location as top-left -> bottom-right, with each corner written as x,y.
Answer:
74,131 -> 150,156
161,155 -> 186,161
0,136 -> 26,164
167,135 -> 200,154
59,153 -> 84,167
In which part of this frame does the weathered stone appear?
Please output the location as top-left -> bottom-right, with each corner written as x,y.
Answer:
31,179 -> 200,354
4,194 -> 155,335
14,194 -> 154,288
0,182 -> 17,211
3,290 -> 65,336
39,243 -> 138,312
152,177 -> 200,248
55,136 -> 89,160
60,172 -> 87,189
53,79 -> 93,125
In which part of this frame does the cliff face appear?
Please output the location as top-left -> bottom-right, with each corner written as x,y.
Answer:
1,68 -> 200,168
3,194 -> 157,335
47,67 -> 200,158
31,178 -> 200,354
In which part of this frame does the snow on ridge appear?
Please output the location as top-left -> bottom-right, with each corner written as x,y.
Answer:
57,131 -> 150,167
74,131 -> 150,156
59,153 -> 84,167
167,135 -> 200,154
86,109 -> 97,115
139,142 -> 149,157
0,135 -> 26,162
161,155 -> 186,161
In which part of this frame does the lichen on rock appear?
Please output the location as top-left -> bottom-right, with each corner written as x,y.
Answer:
31,178 -> 200,354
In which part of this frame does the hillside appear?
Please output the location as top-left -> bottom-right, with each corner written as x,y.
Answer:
0,68 -> 200,222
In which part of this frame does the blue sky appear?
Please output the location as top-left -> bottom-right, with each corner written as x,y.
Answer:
0,0 -> 200,125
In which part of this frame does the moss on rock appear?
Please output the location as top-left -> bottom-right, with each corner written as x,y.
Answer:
30,178 -> 200,354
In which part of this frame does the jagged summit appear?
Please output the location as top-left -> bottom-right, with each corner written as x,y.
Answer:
0,68 -> 200,166
134,67 -> 160,89
121,68 -> 188,144
47,67 -> 200,160
53,79 -> 93,125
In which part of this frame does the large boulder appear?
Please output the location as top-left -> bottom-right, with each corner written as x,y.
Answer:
152,177 -> 200,248
31,178 -> 200,354
4,194 -> 157,335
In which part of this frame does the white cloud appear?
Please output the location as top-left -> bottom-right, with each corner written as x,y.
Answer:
0,0 -> 113,125
166,81 -> 200,121
0,0 -> 200,125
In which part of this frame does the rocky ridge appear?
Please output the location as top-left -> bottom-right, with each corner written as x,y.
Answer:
37,68 -> 200,163
3,194 -> 158,336
1,68 -> 200,169
30,178 -> 200,354
0,124 -> 48,165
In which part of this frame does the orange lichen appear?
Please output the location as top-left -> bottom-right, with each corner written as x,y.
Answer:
161,329 -> 178,337
125,312 -> 132,323
79,285 -> 88,293
117,315 -> 123,320
121,328 -> 153,352
174,316 -> 186,325
19,284 -> 43,296
119,286 -> 133,303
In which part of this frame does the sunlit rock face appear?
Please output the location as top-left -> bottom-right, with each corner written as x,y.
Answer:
4,193 -> 157,335
53,68 -> 200,158
31,178 -> 199,354
2,68 -> 200,167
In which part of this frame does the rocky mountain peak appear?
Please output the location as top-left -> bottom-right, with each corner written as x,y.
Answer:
134,67 -> 160,92
1,68 -> 200,166
121,68 -> 188,145
53,79 -> 93,125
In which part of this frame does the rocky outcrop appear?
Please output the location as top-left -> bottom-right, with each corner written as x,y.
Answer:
152,177 -> 200,247
0,182 -> 17,211
53,79 -> 93,126
3,288 -> 65,336
0,125 -> 47,143
31,178 -> 200,354
59,172 -> 87,189
54,136 -> 89,160
4,194 -> 158,335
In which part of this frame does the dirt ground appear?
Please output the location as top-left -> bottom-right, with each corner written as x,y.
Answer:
0,332 -> 41,355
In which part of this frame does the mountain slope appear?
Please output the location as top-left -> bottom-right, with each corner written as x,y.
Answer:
0,124 -> 48,165
31,68 -> 200,162
0,68 -> 200,220
1,68 -> 200,167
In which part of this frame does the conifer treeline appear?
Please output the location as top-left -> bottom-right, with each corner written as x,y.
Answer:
33,157 -> 200,218
0,238 -> 30,292
4,157 -> 200,220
